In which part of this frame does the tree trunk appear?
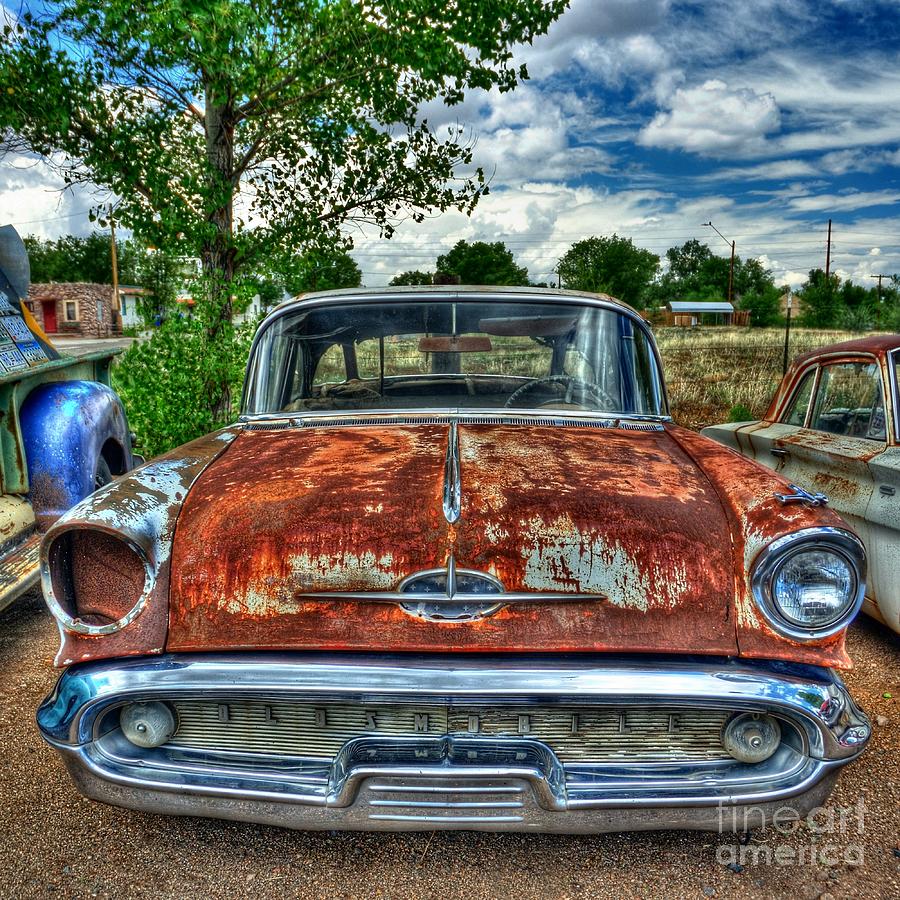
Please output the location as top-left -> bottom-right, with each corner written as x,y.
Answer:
202,96 -> 237,335
201,93 -> 237,421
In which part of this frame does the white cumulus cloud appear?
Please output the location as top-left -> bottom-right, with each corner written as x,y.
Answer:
639,80 -> 781,155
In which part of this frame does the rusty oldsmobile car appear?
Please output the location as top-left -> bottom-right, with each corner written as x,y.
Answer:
704,335 -> 899,636
36,286 -> 871,833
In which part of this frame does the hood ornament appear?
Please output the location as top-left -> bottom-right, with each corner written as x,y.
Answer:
774,484 -> 828,507
442,420 -> 461,524
398,555 -> 504,621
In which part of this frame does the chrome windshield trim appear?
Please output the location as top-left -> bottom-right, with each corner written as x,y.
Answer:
269,286 -> 642,317
442,420 -> 461,524
237,409 -> 674,426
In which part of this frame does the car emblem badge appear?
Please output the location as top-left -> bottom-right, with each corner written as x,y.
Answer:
398,556 -> 506,621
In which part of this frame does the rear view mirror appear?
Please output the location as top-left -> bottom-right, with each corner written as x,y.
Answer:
418,336 -> 493,353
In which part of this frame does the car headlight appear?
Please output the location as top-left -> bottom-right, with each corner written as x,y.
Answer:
42,527 -> 154,636
751,527 -> 865,640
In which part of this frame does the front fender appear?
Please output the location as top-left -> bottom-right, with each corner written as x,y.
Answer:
40,427 -> 240,667
20,381 -> 132,529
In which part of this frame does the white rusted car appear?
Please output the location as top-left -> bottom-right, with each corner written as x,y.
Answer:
704,335 -> 899,635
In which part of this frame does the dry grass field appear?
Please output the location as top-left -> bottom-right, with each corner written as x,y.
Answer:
657,327 -> 870,430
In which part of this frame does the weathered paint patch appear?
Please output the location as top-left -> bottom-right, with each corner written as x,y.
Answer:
518,513 -> 689,611
168,425 -> 450,644
225,551 -> 397,616
0,494 -> 35,545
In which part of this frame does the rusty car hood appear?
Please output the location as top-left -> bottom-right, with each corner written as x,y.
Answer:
167,422 -> 740,654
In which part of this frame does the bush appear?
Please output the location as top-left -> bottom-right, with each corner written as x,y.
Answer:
727,403 -> 754,423
112,315 -> 256,458
841,304 -> 875,332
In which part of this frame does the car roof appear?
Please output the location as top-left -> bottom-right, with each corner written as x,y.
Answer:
792,333 -> 900,367
268,284 -> 640,318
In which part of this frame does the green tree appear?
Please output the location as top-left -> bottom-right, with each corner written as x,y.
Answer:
282,249 -> 363,295
840,280 -> 873,311
557,235 -> 659,306
799,269 -> 844,327
24,232 -> 114,283
878,276 -> 900,329
130,247 -> 184,325
435,240 -> 529,286
838,280 -> 876,331
244,274 -> 287,311
737,284 -> 782,327
390,270 -> 434,286
112,316 -> 255,457
3,0 -> 565,431
652,240 -> 779,325
654,239 -> 727,303
662,239 -> 715,288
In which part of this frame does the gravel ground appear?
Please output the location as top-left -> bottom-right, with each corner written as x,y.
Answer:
1,587 -> 897,900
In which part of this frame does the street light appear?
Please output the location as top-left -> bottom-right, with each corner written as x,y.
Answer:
702,221 -> 735,308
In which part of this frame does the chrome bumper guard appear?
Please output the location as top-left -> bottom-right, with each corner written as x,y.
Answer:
37,654 -> 870,833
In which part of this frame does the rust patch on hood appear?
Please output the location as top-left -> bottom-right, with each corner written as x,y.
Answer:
167,423 -> 738,655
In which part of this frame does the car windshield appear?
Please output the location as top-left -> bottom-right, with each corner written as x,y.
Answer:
243,296 -> 665,416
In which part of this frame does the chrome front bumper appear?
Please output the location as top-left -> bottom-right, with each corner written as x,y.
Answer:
37,654 -> 870,833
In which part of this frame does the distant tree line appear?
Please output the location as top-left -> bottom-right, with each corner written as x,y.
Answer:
390,235 -> 900,330
23,231 -> 900,332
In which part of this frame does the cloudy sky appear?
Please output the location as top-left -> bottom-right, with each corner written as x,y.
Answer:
3,0 -> 900,288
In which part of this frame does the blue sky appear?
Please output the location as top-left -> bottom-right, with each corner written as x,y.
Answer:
3,0 -> 900,288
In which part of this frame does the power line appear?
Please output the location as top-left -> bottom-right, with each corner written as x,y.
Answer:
4,209 -> 90,227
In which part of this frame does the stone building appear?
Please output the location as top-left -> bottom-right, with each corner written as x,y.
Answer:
25,283 -> 121,337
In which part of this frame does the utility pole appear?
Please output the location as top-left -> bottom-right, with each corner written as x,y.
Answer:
728,238 -> 735,310
870,273 -> 890,305
825,219 -> 832,278
702,221 -> 735,307
109,205 -> 121,332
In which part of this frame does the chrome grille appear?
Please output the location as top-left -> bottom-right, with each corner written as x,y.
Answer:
167,701 -> 730,763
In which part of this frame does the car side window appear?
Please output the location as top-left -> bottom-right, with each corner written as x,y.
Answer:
809,360 -> 886,441
781,369 -> 816,426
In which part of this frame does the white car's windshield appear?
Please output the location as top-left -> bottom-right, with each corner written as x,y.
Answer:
243,296 -> 665,416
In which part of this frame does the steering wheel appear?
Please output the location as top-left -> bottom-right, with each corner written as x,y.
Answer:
504,375 -> 617,410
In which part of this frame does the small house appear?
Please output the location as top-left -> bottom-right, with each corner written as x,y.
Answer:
26,283 -> 121,337
666,300 -> 735,327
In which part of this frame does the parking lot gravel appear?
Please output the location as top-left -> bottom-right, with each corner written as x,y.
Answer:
1,587 -> 898,900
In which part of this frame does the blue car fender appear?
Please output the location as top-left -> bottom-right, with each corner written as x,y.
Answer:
20,381 -> 134,529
